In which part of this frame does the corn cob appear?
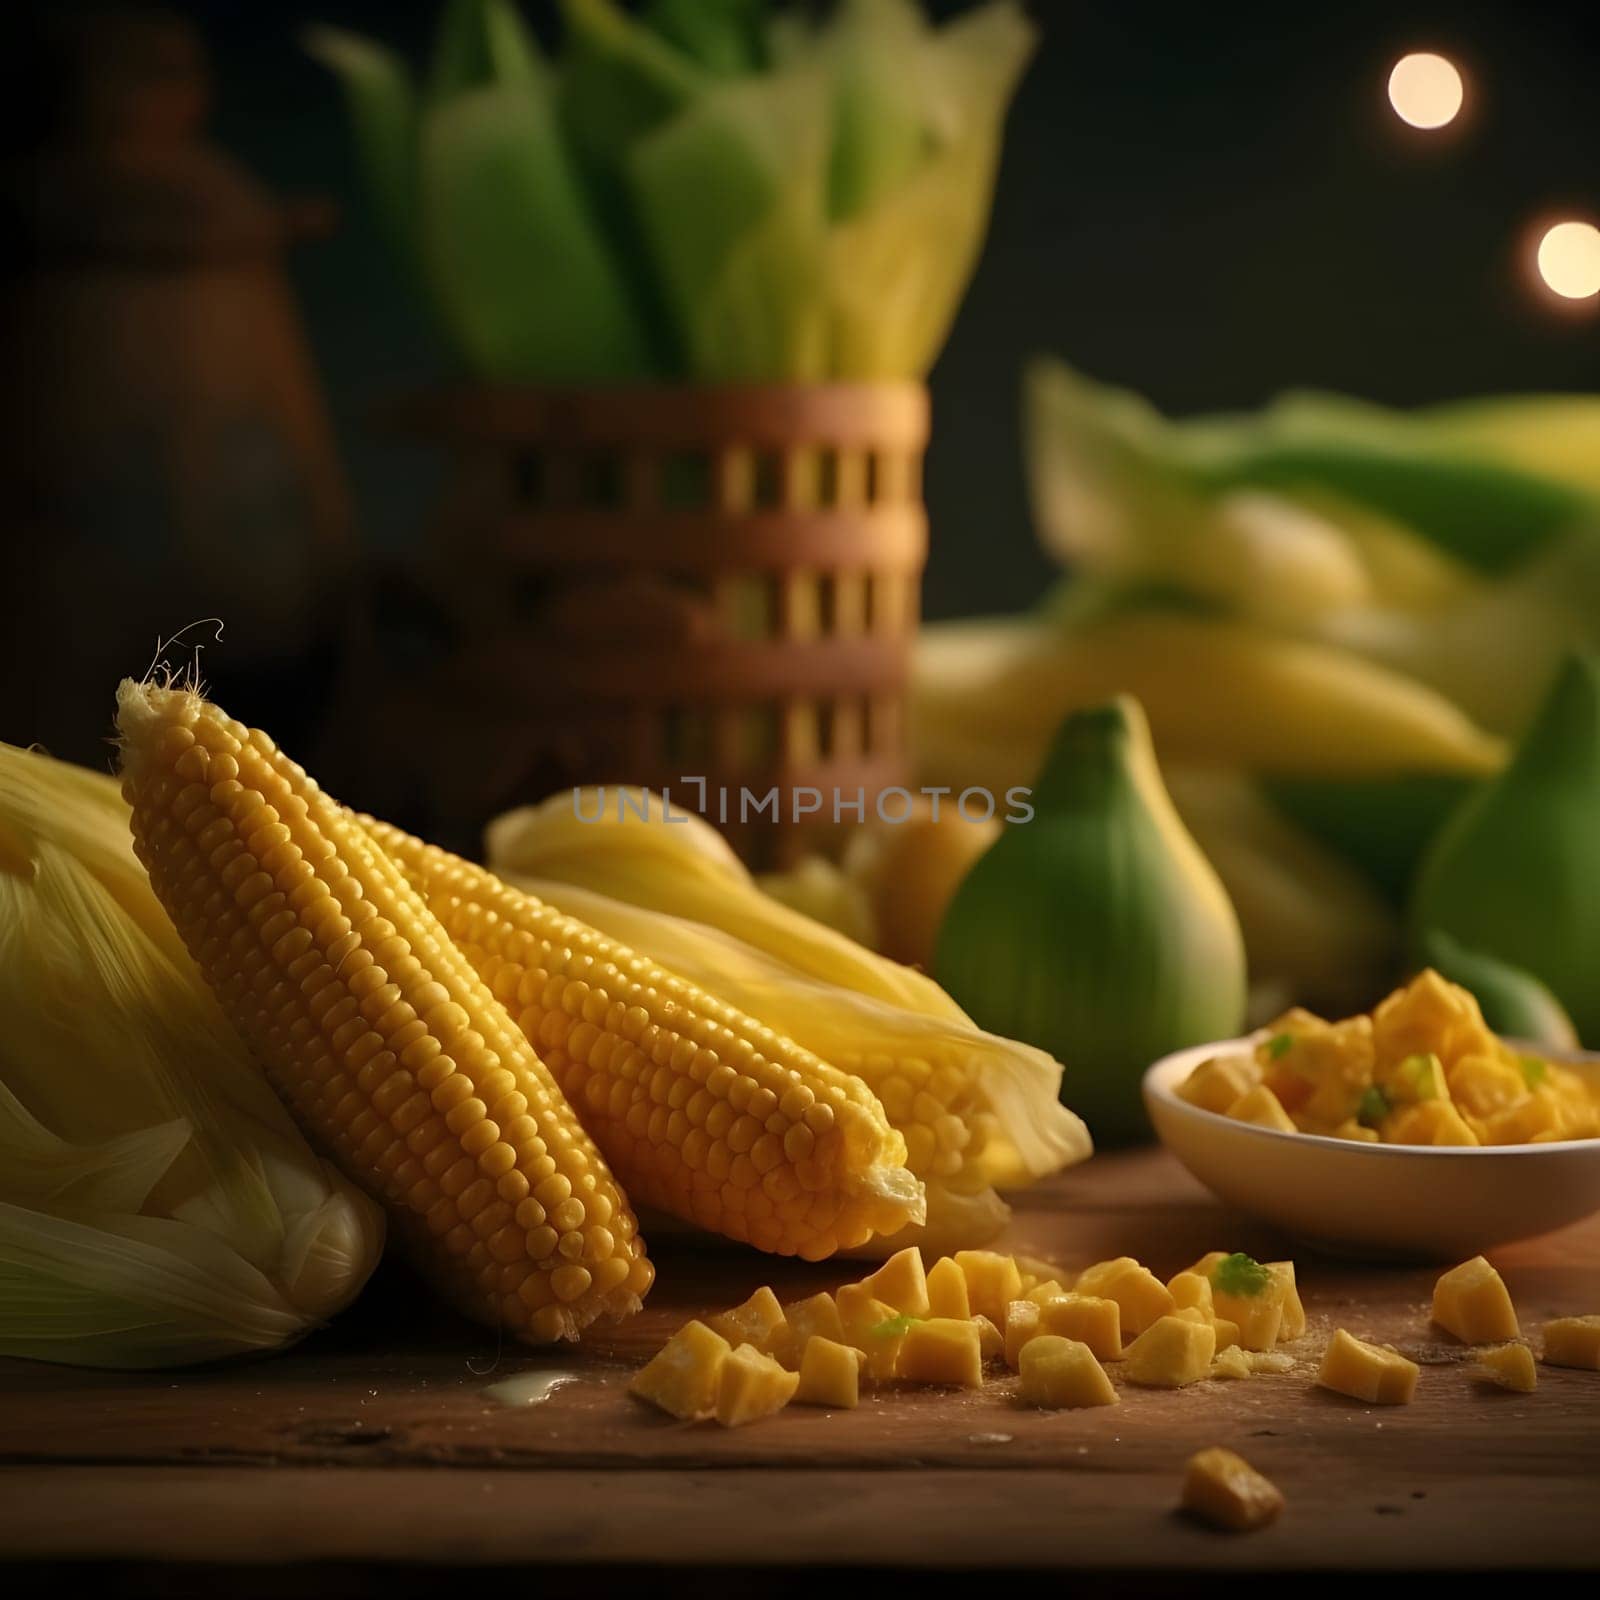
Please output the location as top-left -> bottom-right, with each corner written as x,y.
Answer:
364,817 -> 925,1260
115,681 -> 651,1342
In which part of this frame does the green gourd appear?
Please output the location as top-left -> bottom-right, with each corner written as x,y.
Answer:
1411,652 -> 1600,1047
934,697 -> 1247,1145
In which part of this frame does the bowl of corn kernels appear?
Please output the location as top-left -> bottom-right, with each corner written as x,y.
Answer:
1143,970 -> 1600,1259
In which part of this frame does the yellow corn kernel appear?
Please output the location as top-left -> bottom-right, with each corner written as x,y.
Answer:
1018,1335 -> 1119,1408
1181,1447 -> 1285,1533
1225,1085 -> 1298,1133
1384,1099 -> 1479,1146
1268,1262 -> 1306,1340
925,1255 -> 971,1319
1210,1345 -> 1252,1380
1447,1053 -> 1528,1120
1316,1328 -> 1419,1404
1168,1271 -> 1214,1317
972,1314 -> 1004,1364
1482,1089 -> 1568,1144
1542,1315 -> 1600,1370
795,1336 -> 863,1407
1432,1256 -> 1520,1344
953,1250 -> 1023,1324
1373,970 -> 1495,1073
1178,1054 -> 1257,1114
775,1291 -> 845,1370
1196,1255 -> 1288,1353
1246,1350 -> 1296,1374
630,1320 -> 730,1419
1477,1342 -> 1537,1392
836,1283 -> 912,1380
1122,1313 -> 1216,1387
1073,1257 -> 1173,1336
1012,1254 -> 1076,1293
707,1286 -> 788,1355
899,1317 -> 984,1388
1212,1316 -> 1242,1351
1026,1277 -> 1074,1307
368,818 -> 923,1261
1004,1299 -> 1041,1368
1036,1293 -> 1123,1362
858,1247 -> 930,1316
715,1343 -> 799,1427
116,681 -> 650,1344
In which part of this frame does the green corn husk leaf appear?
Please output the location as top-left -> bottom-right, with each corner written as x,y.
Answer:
1411,652 -> 1600,1046
1418,931 -> 1579,1053
644,0 -> 768,76
935,698 -> 1247,1146
427,0 -> 545,101
1422,393 -> 1600,497
828,2 -> 1034,377
420,79 -> 654,380
824,0 -> 931,223
0,745 -> 384,1368
304,25 -> 419,261
628,66 -> 832,381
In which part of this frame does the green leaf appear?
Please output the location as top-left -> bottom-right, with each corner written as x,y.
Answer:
304,26 -> 418,262
1266,1032 -> 1295,1060
419,83 -> 653,380
870,1312 -> 920,1339
1357,1085 -> 1391,1127
644,0 -> 767,76
427,0 -> 545,102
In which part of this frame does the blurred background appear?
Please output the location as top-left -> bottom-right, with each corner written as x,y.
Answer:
3,0 -> 1595,844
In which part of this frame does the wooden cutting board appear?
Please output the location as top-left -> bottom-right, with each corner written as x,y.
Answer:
2,1149 -> 1597,1575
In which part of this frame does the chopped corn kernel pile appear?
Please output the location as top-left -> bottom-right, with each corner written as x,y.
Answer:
630,1244 -> 1597,1431
1179,970 -> 1600,1146
628,1243 -> 1314,1427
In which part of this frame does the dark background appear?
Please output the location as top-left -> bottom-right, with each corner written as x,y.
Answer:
152,0 -> 1599,621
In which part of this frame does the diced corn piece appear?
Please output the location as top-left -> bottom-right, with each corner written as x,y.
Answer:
1178,1054 -> 1257,1114
1542,1315 -> 1600,1370
1202,1257 -> 1288,1353
1210,1346 -> 1252,1380
1212,1317 -> 1242,1351
1246,1350 -> 1296,1375
715,1342 -> 799,1427
1168,1271 -> 1214,1317
707,1286 -> 788,1356
925,1255 -> 971,1319
953,1250 -> 1023,1324
899,1317 -> 984,1388
1011,1254 -> 1075,1293
1026,1278 -> 1074,1306
858,1247 -> 930,1317
630,1320 -> 730,1419
1181,1447 -> 1285,1533
1383,1099 -> 1480,1146
1033,1294 -> 1122,1361
1073,1257 -> 1173,1336
1004,1299 -> 1041,1368
1477,1342 -> 1537,1392
775,1291 -> 845,1370
1018,1335 -> 1119,1408
1122,1313 -> 1216,1387
1225,1085 -> 1298,1133
971,1314 -> 1004,1363
115,682 -> 651,1344
1316,1328 -> 1418,1404
836,1283 -> 912,1380
795,1336 -> 863,1408
1432,1256 -> 1520,1344
1268,1262 -> 1306,1340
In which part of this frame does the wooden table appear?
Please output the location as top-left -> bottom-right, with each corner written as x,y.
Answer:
3,1149 -> 1598,1581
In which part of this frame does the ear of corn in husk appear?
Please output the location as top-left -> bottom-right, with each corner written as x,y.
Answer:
482,790 -> 1088,1256
0,742 -> 385,1368
114,682 -> 653,1342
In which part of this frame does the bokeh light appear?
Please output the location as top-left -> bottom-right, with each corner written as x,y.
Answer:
1387,53 -> 1464,130
1536,222 -> 1600,301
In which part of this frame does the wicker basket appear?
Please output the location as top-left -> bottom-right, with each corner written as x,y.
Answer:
379,383 -> 929,865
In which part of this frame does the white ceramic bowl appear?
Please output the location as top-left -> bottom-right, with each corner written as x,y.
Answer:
1143,1036 -> 1600,1259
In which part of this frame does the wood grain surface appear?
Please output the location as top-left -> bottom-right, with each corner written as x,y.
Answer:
2,1149 -> 1597,1574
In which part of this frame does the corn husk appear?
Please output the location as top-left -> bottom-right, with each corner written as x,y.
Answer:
485,790 -> 1089,1256
0,745 -> 384,1368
